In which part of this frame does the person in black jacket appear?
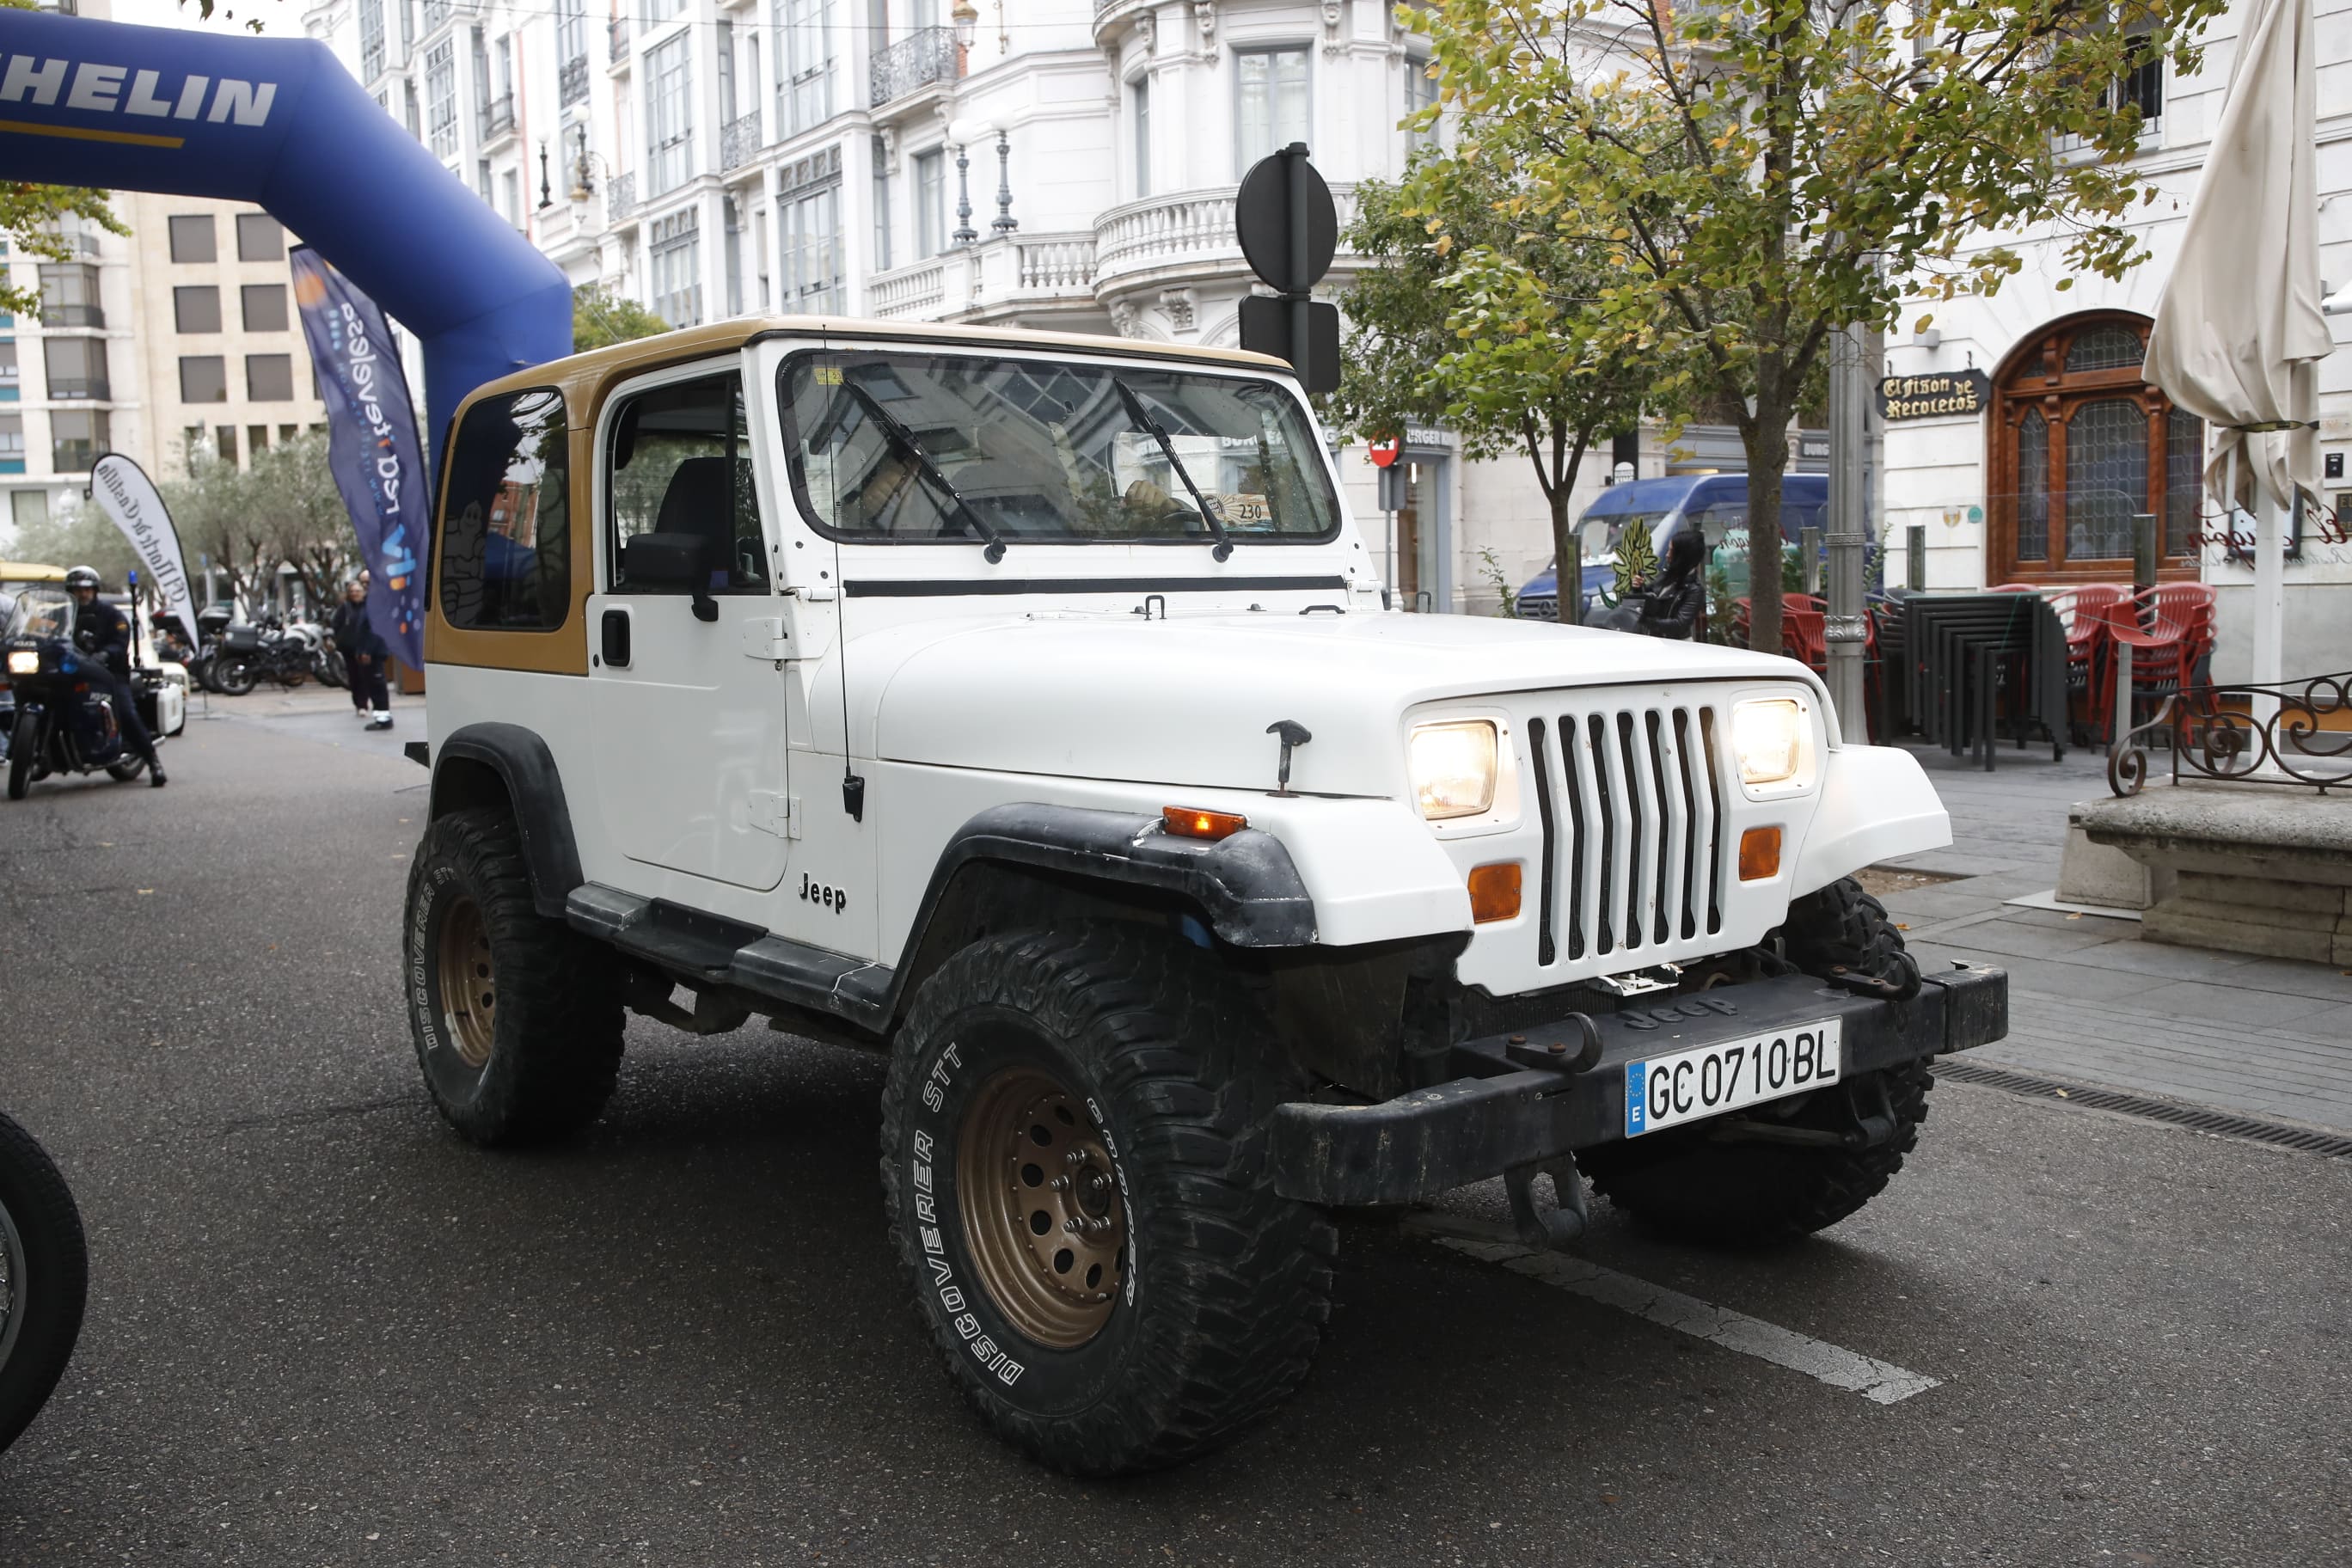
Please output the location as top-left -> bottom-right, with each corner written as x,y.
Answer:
1632,528 -> 1708,641
330,576 -> 393,730
64,567 -> 165,786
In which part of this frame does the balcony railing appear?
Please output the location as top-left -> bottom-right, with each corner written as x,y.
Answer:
52,440 -> 101,474
721,111 -> 763,171
481,94 -> 514,139
46,377 -> 109,401
1017,237 -> 1095,294
869,27 -> 958,108
423,0 -> 449,29
560,53 -> 589,104
608,171 -> 637,218
40,304 -> 104,329
1093,184 -> 1357,285
609,15 -> 630,60
870,258 -> 946,318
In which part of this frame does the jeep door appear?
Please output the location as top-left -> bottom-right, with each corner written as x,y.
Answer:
586,361 -> 791,892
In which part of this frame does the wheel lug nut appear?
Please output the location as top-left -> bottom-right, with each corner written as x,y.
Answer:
1064,1218 -> 1081,1234
1048,1175 -> 1070,1191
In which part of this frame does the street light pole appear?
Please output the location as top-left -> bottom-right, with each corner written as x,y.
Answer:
1825,321 -> 1871,733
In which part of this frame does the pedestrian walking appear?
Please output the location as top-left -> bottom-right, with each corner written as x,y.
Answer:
330,576 -> 394,730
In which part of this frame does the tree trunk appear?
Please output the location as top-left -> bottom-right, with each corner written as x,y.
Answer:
1548,484 -> 1577,619
1742,410 -> 1792,656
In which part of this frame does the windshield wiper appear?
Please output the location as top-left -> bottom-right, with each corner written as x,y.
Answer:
1111,377 -> 1234,561
841,380 -> 1008,563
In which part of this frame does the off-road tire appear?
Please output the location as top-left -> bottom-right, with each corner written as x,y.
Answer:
1578,878 -> 1932,1246
0,1109 -> 89,1455
404,807 -> 624,1146
879,924 -> 1335,1476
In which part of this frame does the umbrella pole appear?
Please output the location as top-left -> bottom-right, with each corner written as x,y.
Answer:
2251,440 -> 2286,773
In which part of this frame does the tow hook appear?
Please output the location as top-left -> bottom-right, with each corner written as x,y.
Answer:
1841,1072 -> 1900,1149
1504,1160 -> 1588,1252
1825,951 -> 1923,1002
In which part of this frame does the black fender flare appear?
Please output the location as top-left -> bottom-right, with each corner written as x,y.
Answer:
901,802 -> 1319,961
429,722 -> 584,919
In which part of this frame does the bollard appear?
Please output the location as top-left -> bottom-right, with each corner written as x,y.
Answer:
1905,524 -> 1926,592
1800,525 -> 1822,597
2131,512 -> 2159,594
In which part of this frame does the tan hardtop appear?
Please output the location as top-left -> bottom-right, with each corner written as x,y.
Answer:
461,315 -> 1295,427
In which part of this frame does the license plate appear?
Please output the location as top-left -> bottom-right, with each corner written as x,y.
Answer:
1624,1020 -> 1843,1137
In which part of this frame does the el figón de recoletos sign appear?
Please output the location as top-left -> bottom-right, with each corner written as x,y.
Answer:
1876,370 -> 1992,422
1234,144 -> 1341,394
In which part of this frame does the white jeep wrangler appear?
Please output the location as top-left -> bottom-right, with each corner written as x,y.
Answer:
404,317 -> 2006,1475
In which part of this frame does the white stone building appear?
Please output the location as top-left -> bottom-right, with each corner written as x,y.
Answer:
1883,0 -> 2352,677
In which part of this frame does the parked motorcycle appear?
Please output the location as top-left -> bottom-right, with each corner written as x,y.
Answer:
0,1108 -> 89,1455
3,593 -> 180,798
209,617 -> 316,696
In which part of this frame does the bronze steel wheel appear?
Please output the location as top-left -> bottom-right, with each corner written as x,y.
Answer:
435,892 -> 497,1069
956,1067 -> 1126,1349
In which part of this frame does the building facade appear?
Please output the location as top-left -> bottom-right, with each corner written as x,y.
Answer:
1880,0 -> 2352,677
0,211 -> 147,541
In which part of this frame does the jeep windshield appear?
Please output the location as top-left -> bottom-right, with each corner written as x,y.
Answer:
779,350 -> 1342,546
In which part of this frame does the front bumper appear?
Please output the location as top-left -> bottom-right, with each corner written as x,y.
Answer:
1270,963 -> 2007,1207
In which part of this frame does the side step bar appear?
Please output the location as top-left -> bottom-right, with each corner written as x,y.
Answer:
566,884 -> 895,1033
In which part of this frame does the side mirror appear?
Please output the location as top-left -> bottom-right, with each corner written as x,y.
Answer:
620,532 -> 719,622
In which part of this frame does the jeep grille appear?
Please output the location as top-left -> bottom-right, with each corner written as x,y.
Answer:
1524,703 -> 1726,968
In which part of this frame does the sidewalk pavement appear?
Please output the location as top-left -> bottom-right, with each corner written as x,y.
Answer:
1876,740 -> 2352,1134
192,680 -> 413,763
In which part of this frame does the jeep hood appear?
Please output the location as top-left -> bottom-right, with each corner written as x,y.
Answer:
863,612 -> 1826,799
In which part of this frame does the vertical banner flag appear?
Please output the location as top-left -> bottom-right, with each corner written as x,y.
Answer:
89,454 -> 199,665
291,245 -> 428,668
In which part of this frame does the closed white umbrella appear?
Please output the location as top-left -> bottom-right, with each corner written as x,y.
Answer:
2144,0 -> 2330,701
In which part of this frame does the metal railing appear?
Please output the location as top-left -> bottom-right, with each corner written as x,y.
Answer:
869,27 -> 958,107
1016,236 -> 1094,293
2111,674 -> 2352,795
560,53 -> 589,104
480,95 -> 514,139
720,111 -> 763,171
870,259 -> 946,317
608,171 -> 637,218
609,15 -> 630,59
40,304 -> 103,330
46,377 -> 109,401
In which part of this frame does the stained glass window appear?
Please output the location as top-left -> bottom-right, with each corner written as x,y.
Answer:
2165,409 -> 2204,557
2065,398 -> 2148,559
2016,411 -> 2049,561
2066,325 -> 2143,374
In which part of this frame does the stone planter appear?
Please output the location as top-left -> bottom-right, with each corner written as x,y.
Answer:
2076,784 -> 2352,964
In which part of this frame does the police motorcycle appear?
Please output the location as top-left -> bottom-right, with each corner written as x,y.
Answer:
3,589 -> 183,799
209,613 -> 318,696
0,1106 -> 89,1455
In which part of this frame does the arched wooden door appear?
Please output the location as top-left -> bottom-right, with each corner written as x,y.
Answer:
1988,314 -> 2204,583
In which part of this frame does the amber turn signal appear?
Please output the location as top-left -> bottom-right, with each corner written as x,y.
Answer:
1162,805 -> 1248,841
1738,825 -> 1782,882
1467,861 -> 1523,923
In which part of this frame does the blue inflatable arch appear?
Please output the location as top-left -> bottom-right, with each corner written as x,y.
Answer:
0,10 -> 572,469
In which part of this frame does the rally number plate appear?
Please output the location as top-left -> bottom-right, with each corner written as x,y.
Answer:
1624,1020 -> 1843,1138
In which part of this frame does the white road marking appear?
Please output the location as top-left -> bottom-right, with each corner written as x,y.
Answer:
1403,1215 -> 1942,1406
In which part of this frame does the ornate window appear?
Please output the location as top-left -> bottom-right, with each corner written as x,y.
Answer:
1988,313 -> 2202,582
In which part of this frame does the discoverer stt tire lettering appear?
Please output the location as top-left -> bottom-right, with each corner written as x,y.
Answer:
879,924 -> 1335,1476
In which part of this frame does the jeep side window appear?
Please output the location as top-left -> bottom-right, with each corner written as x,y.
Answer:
606,371 -> 769,593
438,387 -> 571,633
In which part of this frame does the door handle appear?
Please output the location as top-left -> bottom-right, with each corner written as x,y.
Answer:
601,608 -> 631,668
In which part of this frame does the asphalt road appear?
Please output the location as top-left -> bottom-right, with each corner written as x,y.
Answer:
2,700 -> 2348,1567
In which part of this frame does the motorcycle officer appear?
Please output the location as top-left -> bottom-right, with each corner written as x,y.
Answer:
64,566 -> 167,787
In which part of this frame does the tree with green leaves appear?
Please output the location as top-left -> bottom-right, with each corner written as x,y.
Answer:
1332,153 -> 1658,591
1413,0 -> 2225,651
573,282 -> 669,352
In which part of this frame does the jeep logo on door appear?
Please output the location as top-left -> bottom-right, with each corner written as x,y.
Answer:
799,873 -> 847,915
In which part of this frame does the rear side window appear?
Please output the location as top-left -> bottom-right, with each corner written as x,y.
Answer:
439,388 -> 572,632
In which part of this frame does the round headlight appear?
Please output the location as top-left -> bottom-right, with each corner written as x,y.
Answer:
1732,698 -> 1804,786
1409,720 -> 1498,820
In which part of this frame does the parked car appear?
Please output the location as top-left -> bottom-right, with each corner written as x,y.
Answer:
401,319 -> 2002,1477
1516,473 -> 1838,625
